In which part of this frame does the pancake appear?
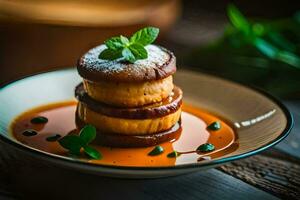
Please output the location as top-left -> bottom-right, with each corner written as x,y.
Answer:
76,114 -> 182,147
82,75 -> 173,107
77,44 -> 176,107
75,83 -> 182,119
76,102 -> 182,135
77,44 -> 176,83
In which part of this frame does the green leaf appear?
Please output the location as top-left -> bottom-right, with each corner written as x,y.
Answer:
267,31 -> 296,52
120,35 -> 129,45
207,121 -> 221,131
104,37 -> 124,50
99,27 -> 160,63
129,43 -> 148,60
252,23 -> 265,36
79,125 -> 97,145
254,38 -> 278,59
122,48 -> 136,63
277,51 -> 300,69
167,151 -> 180,158
83,145 -> 102,159
99,48 -> 122,60
148,146 -> 164,156
227,4 -> 250,34
58,135 -> 83,155
58,125 -> 101,159
254,38 -> 300,68
130,27 -> 159,46
197,143 -> 215,152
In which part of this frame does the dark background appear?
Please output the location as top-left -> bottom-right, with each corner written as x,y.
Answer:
0,1 -> 300,199
0,0 -> 300,96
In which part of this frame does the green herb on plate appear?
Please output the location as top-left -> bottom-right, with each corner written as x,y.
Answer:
207,121 -> 221,131
99,27 -> 159,63
58,125 -> 102,159
83,145 -> 101,160
148,145 -> 164,156
167,151 -> 181,158
22,129 -> 38,137
197,143 -> 215,153
31,116 -> 48,124
46,134 -> 61,142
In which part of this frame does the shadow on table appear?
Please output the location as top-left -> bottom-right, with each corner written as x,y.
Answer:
7,161 -> 276,200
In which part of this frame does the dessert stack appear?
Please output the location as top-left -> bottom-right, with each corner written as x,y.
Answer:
75,27 -> 183,147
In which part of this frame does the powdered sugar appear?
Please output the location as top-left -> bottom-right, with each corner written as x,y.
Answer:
82,44 -> 170,74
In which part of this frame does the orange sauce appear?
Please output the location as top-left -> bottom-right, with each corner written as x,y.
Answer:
11,101 -> 237,167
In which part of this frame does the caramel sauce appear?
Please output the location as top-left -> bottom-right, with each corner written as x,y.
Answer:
11,101 -> 237,167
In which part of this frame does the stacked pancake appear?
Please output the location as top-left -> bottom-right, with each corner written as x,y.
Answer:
75,44 -> 183,147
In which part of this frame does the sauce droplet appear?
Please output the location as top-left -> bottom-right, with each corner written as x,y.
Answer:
207,121 -> 221,131
167,151 -> 180,158
31,116 -> 48,124
46,134 -> 61,142
22,130 -> 38,137
197,143 -> 215,152
148,146 -> 164,156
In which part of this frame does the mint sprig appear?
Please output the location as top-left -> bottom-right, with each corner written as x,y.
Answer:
58,125 -> 102,159
99,27 -> 159,63
129,27 -> 160,46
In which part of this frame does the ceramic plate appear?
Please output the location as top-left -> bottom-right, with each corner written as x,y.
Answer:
0,68 -> 293,178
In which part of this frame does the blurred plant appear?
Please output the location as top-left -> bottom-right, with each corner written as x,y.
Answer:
226,4 -> 300,69
186,4 -> 300,98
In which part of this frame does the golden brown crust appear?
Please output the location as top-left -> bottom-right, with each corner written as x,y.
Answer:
75,83 -> 182,119
77,102 -> 182,135
82,76 -> 174,107
76,113 -> 182,148
77,44 -> 176,82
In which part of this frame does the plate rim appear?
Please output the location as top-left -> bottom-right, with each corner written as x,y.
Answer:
0,67 -> 294,171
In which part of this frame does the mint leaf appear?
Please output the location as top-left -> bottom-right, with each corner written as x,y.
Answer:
104,37 -> 124,50
83,145 -> 102,159
120,35 -> 129,45
58,135 -> 83,155
122,48 -> 136,63
79,125 -> 97,145
129,43 -> 148,60
58,125 -> 102,159
130,27 -> 159,46
99,26 -> 159,63
99,48 -> 122,60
